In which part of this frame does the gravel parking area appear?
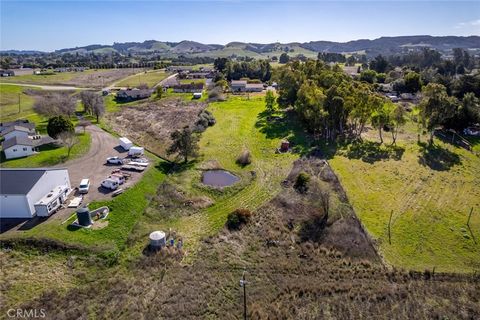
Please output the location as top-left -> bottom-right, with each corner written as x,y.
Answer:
55,125 -> 147,209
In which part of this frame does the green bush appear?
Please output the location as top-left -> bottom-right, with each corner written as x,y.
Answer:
227,208 -> 253,230
294,172 -> 311,193
47,115 -> 74,139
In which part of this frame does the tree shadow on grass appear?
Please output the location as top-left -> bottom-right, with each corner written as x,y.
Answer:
417,141 -> 461,171
155,159 -> 196,174
340,141 -> 405,163
255,109 -> 312,156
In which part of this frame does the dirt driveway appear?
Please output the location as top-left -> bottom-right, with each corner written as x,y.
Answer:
55,125 -> 146,207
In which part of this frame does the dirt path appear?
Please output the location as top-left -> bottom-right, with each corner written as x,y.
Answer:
0,82 -> 93,91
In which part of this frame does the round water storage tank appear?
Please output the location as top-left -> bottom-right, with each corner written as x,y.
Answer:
149,231 -> 166,249
76,206 -> 92,227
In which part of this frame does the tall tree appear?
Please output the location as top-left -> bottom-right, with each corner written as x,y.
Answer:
419,83 -> 458,145
57,131 -> 79,158
404,72 -> 422,93
265,90 -> 276,113
389,103 -> 407,145
91,95 -> 105,123
279,53 -> 290,64
369,55 -> 389,73
295,80 -> 327,136
167,126 -> 200,163
371,102 -> 392,144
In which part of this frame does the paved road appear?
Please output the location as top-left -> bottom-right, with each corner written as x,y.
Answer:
55,125 -> 145,206
0,82 -> 94,91
152,73 -> 178,88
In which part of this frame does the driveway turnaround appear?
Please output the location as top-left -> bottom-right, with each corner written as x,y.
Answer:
55,125 -> 146,205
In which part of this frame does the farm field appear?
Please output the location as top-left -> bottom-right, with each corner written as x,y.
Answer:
0,84 -> 46,124
114,70 -> 168,88
328,129 -> 480,273
0,68 -> 145,88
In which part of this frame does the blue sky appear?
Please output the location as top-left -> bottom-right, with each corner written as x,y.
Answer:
1,1 -> 479,51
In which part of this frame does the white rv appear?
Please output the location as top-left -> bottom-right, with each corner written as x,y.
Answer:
119,137 -> 133,151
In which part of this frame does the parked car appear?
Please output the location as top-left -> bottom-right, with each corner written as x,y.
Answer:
78,179 -> 90,194
106,156 -> 124,165
101,178 -> 119,190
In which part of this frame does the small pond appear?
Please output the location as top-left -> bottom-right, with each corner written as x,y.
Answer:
202,170 -> 239,187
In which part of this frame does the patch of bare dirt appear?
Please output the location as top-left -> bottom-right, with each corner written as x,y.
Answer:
68,69 -> 144,88
105,98 -> 207,157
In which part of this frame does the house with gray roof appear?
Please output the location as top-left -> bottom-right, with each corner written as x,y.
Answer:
2,136 -> 54,160
0,168 -> 71,218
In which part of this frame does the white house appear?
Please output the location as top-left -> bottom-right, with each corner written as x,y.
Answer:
0,168 -> 71,218
0,125 -> 36,141
2,136 -> 54,160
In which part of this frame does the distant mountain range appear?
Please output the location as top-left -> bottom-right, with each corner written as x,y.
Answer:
3,36 -> 480,58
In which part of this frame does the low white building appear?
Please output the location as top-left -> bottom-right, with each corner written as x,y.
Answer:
0,168 -> 71,218
0,125 -> 35,141
2,136 -> 54,160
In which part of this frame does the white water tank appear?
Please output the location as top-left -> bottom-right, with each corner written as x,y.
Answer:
149,231 -> 166,249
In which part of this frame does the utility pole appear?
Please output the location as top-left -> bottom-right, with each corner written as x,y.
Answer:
240,270 -> 247,320
18,93 -> 21,113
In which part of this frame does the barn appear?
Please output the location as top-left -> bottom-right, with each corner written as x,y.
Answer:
0,168 -> 71,218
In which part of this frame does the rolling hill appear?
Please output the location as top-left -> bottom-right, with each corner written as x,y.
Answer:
3,36 -> 479,59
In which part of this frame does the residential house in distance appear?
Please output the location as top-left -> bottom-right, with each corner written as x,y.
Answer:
0,70 -> 15,77
0,168 -> 71,218
166,66 -> 194,73
230,80 -> 264,92
231,80 -> 248,92
116,88 -> 152,101
172,83 -> 204,93
245,83 -> 264,92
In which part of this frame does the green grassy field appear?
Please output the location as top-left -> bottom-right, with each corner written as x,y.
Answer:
0,84 -> 46,124
115,70 -> 168,88
130,96 -> 307,253
328,132 -> 480,273
0,133 -> 91,168
0,72 -> 80,85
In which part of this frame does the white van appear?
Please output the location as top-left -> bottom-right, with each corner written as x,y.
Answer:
78,179 -> 90,194
101,178 -> 119,190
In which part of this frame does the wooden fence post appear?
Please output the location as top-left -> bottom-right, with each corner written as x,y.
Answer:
467,207 -> 473,227
388,210 -> 393,245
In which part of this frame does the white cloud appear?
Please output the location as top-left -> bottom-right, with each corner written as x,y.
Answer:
455,19 -> 480,29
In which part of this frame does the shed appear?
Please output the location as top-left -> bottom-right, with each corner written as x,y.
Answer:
0,168 -> 71,218
280,140 -> 290,152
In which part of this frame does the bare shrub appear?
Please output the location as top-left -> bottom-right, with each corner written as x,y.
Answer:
236,149 -> 252,166
34,93 -> 76,117
226,208 -> 253,230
